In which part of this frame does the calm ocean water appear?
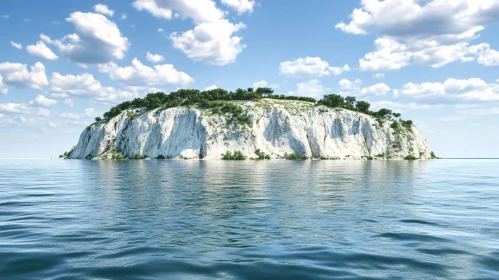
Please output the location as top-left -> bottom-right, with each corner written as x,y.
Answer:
0,159 -> 498,279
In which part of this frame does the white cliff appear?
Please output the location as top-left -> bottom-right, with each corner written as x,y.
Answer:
68,99 -> 433,160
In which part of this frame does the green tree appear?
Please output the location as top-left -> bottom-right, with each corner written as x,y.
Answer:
355,101 -> 371,113
319,94 -> 345,108
95,117 -> 102,122
345,96 -> 356,109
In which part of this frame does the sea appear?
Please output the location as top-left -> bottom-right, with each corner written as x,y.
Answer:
0,159 -> 498,279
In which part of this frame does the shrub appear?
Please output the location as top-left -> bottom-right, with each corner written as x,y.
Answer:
85,154 -> 93,160
131,154 -> 145,160
430,151 -> 438,159
375,153 -> 385,158
284,152 -> 307,160
320,156 -> 340,160
365,156 -> 374,160
156,154 -> 166,160
95,117 -> 102,122
222,150 -> 247,160
404,155 -> 418,160
255,149 -> 271,160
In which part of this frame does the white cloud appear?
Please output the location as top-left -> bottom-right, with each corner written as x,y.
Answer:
293,79 -> 330,98
399,78 -> 499,101
31,95 -> 57,107
338,0 -> 499,71
50,72 -> 137,103
203,85 -> 218,91
0,62 -> 48,89
0,103 -> 29,114
373,73 -> 385,79
0,75 -> 7,94
361,83 -> 391,96
11,41 -> 22,50
280,57 -> 349,78
60,113 -> 80,120
83,108 -> 95,117
157,28 -> 164,33
460,107 -> 499,116
94,4 -> 115,17
221,0 -> 255,15
43,12 -> 129,65
134,0 -> 246,65
146,52 -> 165,63
338,78 -> 362,90
132,0 -> 224,23
478,48 -> 499,66
0,15 -> 8,19
371,101 -> 436,111
64,99 -> 74,107
170,20 -> 246,65
120,13 -> 127,20
98,58 -> 194,87
252,80 -> 279,89
37,108 -> 51,117
26,41 -> 58,61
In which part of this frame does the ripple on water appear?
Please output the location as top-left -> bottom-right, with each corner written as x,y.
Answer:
0,159 -> 498,279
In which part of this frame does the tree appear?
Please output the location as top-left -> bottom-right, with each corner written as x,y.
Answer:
377,108 -> 393,119
95,117 -> 102,122
345,96 -> 356,110
392,112 -> 401,118
355,101 -> 370,113
320,94 -> 345,108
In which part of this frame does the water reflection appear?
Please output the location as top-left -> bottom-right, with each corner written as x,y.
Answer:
0,159 -> 497,279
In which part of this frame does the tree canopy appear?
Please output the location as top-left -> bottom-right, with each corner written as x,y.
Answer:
98,88 -> 412,129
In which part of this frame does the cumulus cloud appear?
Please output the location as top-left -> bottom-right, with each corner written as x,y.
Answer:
338,78 -> 362,90
11,41 -> 22,50
146,52 -> 165,63
50,72 -> 137,103
203,85 -> 218,91
280,57 -> 350,78
399,78 -> 499,101
221,0 -> 255,15
373,73 -> 385,79
37,108 -> 51,117
252,80 -> 279,89
337,0 -> 499,71
83,108 -> 95,117
30,95 -> 57,107
26,41 -> 58,61
42,12 -> 129,65
133,0 -> 247,65
98,58 -> 194,87
361,83 -> 390,96
0,75 -> 7,94
94,4 -> 114,17
0,62 -> 48,89
0,103 -> 29,114
292,79 -> 330,98
170,20 -> 246,65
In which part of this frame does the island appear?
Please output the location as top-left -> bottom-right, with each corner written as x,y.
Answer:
63,87 -> 436,160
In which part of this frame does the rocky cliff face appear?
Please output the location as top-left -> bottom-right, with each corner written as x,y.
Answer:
68,99 -> 433,160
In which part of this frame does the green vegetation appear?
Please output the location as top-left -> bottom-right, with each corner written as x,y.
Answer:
255,149 -> 271,160
320,156 -> 341,160
131,154 -> 146,160
156,154 -> 166,160
284,152 -> 307,160
94,117 -> 102,122
222,150 -> 247,160
201,101 -> 251,126
126,111 -> 137,120
431,151 -> 438,159
85,154 -> 93,160
404,155 -> 419,160
59,151 -> 70,159
97,88 -> 413,129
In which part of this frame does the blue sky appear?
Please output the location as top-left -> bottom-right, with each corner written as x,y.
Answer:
0,0 -> 498,158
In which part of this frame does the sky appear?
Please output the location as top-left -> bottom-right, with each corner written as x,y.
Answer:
0,0 -> 498,158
